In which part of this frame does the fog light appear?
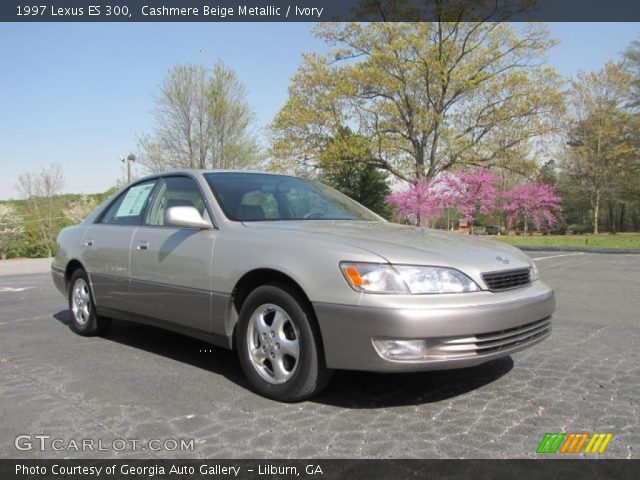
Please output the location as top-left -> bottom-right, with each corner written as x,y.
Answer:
373,338 -> 428,360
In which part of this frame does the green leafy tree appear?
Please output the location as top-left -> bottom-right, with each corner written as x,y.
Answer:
563,62 -> 639,234
271,20 -> 563,182
536,160 -> 557,185
316,130 -> 393,218
139,61 -> 260,172
0,204 -> 24,260
623,39 -> 640,111
16,163 -> 65,257
321,162 -> 392,219
619,40 -> 640,230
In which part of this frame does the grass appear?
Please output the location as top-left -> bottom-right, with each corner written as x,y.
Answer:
491,233 -> 640,250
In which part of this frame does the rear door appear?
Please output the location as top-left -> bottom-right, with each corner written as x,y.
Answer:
129,175 -> 217,333
83,180 -> 157,312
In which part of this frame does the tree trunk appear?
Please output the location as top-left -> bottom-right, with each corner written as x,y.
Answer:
415,143 -> 425,180
593,191 -> 600,235
619,202 -> 625,232
523,214 -> 528,236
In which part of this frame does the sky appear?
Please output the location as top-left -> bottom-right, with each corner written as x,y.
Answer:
1,22 -> 639,199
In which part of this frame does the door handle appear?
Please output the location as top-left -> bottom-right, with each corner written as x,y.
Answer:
136,241 -> 149,251
84,239 -> 94,247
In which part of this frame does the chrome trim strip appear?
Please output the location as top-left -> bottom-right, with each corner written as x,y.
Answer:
443,317 -> 551,345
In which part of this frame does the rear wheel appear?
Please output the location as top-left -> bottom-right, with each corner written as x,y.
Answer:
68,269 -> 111,336
237,284 -> 332,402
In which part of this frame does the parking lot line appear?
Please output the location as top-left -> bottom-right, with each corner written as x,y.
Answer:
0,315 -> 52,326
0,287 -> 34,293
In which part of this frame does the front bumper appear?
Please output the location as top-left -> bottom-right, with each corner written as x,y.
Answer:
313,282 -> 555,372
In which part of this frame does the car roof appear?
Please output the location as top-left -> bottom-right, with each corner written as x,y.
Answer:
132,169 -> 297,184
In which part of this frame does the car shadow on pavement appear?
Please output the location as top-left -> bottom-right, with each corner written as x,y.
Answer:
312,358 -> 513,408
53,311 -> 249,388
53,310 -> 513,408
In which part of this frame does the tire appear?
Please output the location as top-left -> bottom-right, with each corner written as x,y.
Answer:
68,269 -> 111,336
236,284 -> 332,402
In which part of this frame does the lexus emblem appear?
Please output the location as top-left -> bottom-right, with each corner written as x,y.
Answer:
496,256 -> 510,264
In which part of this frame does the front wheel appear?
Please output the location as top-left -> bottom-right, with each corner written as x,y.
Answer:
68,269 -> 111,336
236,284 -> 332,402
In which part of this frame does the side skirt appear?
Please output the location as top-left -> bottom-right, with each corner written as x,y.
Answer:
96,306 -> 233,349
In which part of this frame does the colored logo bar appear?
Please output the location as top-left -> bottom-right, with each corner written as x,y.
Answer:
537,433 -> 613,454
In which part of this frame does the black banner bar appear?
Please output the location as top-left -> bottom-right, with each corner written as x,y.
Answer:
2,0 -> 640,22
1,459 -> 639,480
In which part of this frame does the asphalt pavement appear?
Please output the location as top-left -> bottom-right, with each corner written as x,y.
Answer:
0,252 -> 638,459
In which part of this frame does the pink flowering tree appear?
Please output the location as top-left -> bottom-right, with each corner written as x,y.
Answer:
387,168 -> 499,229
386,179 -> 443,226
436,180 -> 457,230
500,183 -> 562,235
442,167 -> 498,232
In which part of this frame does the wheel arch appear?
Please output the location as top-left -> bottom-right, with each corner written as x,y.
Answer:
65,259 -> 86,291
226,268 -> 324,353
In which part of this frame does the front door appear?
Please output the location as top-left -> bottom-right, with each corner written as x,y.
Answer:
129,176 -> 217,333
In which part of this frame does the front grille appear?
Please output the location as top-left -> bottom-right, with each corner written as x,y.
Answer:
426,317 -> 551,358
481,267 -> 531,291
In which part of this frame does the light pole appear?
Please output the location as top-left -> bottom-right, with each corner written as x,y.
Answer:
120,153 -> 136,184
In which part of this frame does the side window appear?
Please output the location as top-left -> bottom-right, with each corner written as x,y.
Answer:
145,176 -> 208,227
100,181 -> 156,225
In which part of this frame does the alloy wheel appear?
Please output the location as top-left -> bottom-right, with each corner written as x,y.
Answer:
71,278 -> 91,326
246,303 -> 300,384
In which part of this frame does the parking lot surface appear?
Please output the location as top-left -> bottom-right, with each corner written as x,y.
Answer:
0,252 -> 638,459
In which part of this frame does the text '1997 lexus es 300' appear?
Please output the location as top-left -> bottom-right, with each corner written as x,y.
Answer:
52,171 -> 555,402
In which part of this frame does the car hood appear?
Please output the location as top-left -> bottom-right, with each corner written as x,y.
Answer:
242,220 -> 532,274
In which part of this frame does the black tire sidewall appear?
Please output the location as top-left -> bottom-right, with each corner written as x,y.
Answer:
237,284 -> 323,402
68,270 -> 100,336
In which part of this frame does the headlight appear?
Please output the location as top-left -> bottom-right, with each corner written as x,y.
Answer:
395,265 -> 480,293
530,262 -> 540,281
340,263 -> 407,294
340,262 -> 480,294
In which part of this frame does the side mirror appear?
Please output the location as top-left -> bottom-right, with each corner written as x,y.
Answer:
165,206 -> 213,229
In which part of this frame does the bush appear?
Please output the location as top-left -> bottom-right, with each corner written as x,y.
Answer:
550,222 -> 568,235
567,224 -> 591,235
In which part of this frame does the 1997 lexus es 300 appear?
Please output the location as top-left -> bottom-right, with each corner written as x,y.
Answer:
52,170 -> 555,401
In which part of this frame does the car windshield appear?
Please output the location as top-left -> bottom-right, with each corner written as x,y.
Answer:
204,172 -> 381,222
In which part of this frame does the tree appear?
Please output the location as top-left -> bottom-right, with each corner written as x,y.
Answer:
500,183 -> 561,235
386,167 -> 499,228
618,40 -> 640,231
317,129 -> 393,218
442,167 -> 498,232
139,61 -> 260,172
64,195 -> 98,224
386,179 -> 444,225
16,163 -> 65,257
536,159 -> 557,185
271,19 -> 563,183
0,204 -> 24,260
321,162 -> 392,219
563,62 -> 638,234
623,39 -> 640,111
